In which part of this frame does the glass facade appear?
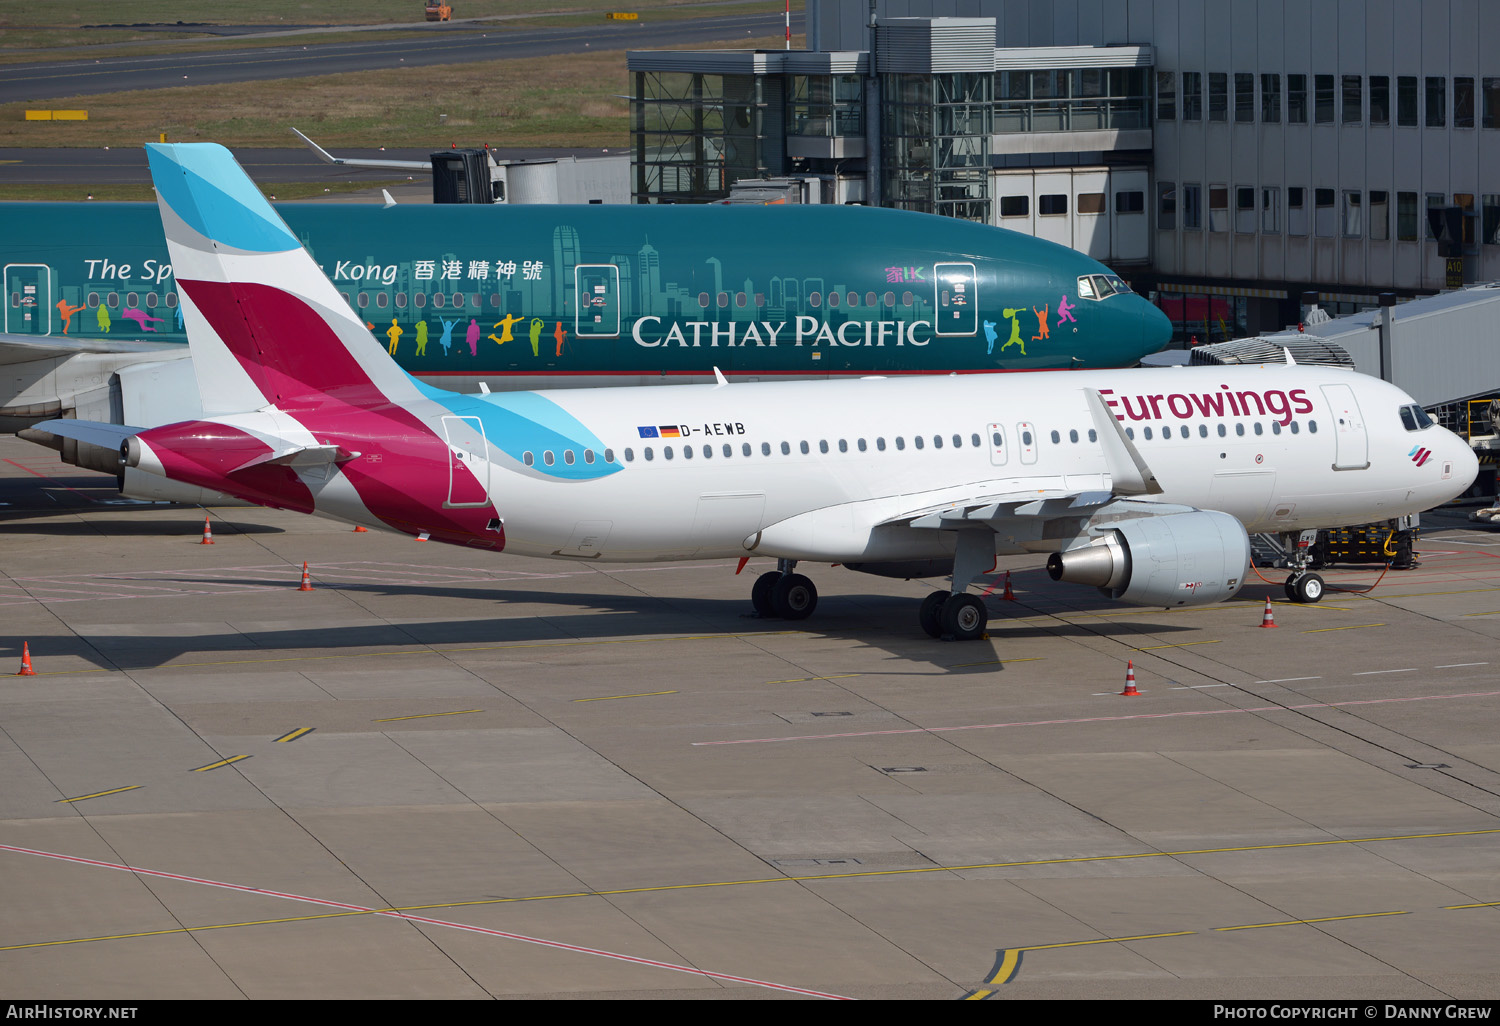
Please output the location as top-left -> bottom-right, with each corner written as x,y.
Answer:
882,72 -> 993,221
632,71 -> 784,203
997,68 -> 1150,133
787,74 -> 864,138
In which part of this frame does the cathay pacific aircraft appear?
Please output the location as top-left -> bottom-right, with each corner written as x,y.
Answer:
0,189 -> 1170,437
23,144 -> 1478,641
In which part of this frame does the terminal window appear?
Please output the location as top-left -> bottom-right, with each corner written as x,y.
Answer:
1183,72 -> 1202,120
1235,73 -> 1254,122
1287,187 -> 1308,235
1455,77 -> 1475,128
1342,75 -> 1362,123
1426,77 -> 1446,127
1315,75 -> 1335,123
1287,74 -> 1307,123
1209,72 -> 1228,121
1261,74 -> 1281,123
1485,79 -> 1500,128
1000,195 -> 1029,217
1397,192 -> 1419,240
1157,182 -> 1177,230
1398,76 -> 1419,126
1370,191 -> 1390,240
1370,76 -> 1390,124
1156,71 -> 1176,120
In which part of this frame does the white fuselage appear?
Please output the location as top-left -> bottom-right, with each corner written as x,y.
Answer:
435,365 -> 1474,564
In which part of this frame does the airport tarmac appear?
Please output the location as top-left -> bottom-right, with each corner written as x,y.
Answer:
2,434 -> 1499,1000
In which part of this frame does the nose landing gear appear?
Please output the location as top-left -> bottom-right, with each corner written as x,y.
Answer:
1281,528 -> 1325,603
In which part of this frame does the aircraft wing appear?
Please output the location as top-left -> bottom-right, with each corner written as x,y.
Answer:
0,332 -> 178,365
24,418 -> 144,451
882,491 -> 1199,531
292,127 -> 433,171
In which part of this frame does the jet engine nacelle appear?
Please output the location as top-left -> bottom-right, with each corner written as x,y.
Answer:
1046,510 -> 1250,608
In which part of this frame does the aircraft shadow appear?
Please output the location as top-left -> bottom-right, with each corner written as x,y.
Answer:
2,579 -> 1203,673
0,516 -> 284,537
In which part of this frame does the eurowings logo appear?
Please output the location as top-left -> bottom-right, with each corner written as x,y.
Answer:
1409,445 -> 1432,467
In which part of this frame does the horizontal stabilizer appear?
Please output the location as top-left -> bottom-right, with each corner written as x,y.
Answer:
0,333 -> 177,366
229,444 -> 360,474
23,418 -> 144,451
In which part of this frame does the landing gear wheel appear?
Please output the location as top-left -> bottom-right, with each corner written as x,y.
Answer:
919,591 -> 948,639
770,573 -> 818,620
1288,572 -> 1325,604
751,571 -> 782,617
940,593 -> 988,641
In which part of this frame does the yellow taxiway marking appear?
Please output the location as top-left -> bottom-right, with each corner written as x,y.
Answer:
272,727 -> 315,743
1443,901 -> 1500,910
55,786 -> 141,803
572,691 -> 677,702
767,674 -> 860,684
372,709 -> 480,722
191,755 -> 251,773
1215,910 -> 1408,931
1461,611 -> 1500,617
1301,623 -> 1386,633
961,947 -> 1025,998
1134,640 -> 1221,650
1020,930 -> 1197,952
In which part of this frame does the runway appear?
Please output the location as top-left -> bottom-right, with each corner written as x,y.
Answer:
2,435 -> 1499,999
0,12 -> 802,104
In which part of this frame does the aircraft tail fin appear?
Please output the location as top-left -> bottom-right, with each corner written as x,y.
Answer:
146,142 -> 417,414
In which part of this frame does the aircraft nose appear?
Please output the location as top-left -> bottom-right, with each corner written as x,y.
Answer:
1140,298 -> 1172,354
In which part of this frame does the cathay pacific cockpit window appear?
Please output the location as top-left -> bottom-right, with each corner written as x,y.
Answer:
1078,274 -> 1134,300
1399,404 -> 1435,430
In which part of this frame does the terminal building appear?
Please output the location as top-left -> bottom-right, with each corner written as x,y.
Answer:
628,0 -> 1500,342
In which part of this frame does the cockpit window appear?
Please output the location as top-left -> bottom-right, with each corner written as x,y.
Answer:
1400,403 -> 1434,430
1077,274 -> 1133,301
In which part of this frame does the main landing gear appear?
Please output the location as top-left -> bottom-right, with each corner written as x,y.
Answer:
918,591 -> 988,641
1281,528 -> 1324,604
751,559 -> 819,620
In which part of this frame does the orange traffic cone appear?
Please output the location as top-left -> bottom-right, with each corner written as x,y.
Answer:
298,562 -> 313,592
1119,660 -> 1139,696
353,525 -> 368,533
1002,570 -> 1016,601
200,516 -> 214,545
16,642 -> 36,676
1260,597 -> 1278,628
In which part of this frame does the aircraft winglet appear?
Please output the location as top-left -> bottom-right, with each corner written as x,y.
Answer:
1084,389 -> 1163,496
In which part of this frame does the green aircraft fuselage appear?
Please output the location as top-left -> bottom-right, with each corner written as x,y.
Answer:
2,201 -> 1171,382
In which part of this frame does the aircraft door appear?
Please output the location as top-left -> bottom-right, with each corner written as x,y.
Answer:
1320,383 -> 1370,470
441,415 -> 490,507
5,264 -> 52,335
1016,421 -> 1038,464
574,264 -> 620,338
934,262 -> 977,336
986,423 -> 1008,466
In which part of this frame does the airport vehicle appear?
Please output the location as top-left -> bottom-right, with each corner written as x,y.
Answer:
425,2 -> 452,21
0,191 -> 1171,442
24,144 -> 1478,639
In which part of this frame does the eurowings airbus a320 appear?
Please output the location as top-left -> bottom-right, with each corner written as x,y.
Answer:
24,144 -> 1478,641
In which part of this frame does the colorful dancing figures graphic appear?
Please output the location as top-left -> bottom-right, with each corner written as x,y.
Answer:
437,317 -> 458,356
465,318 -> 481,357
999,307 -> 1026,356
1056,295 -> 1077,325
121,307 -> 165,333
55,299 -> 86,336
982,319 -> 998,355
489,312 -> 522,347
385,318 -> 403,356
414,320 -> 428,357
528,317 -> 544,357
1031,303 -> 1050,345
